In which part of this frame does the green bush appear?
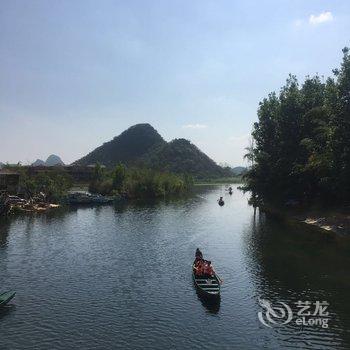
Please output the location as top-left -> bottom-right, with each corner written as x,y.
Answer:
88,165 -> 193,199
18,169 -> 72,202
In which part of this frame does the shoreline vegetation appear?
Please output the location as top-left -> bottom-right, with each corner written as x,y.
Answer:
243,47 -> 350,236
87,163 -> 194,199
1,163 -> 236,216
0,160 -> 243,217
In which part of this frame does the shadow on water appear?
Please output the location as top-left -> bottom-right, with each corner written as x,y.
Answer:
243,208 -> 350,349
0,305 -> 16,320
0,218 -> 12,247
196,292 -> 221,314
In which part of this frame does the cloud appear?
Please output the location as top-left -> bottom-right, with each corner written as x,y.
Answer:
182,124 -> 207,129
309,11 -> 333,25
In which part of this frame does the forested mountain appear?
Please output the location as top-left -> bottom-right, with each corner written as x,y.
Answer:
74,123 -> 228,178
142,138 -> 229,178
231,166 -> 247,176
245,47 -> 350,205
74,124 -> 165,167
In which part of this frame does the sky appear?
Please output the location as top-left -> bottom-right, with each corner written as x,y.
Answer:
1,0 -> 349,166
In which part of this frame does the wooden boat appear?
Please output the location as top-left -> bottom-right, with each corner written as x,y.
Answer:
192,264 -> 221,298
0,291 -> 16,307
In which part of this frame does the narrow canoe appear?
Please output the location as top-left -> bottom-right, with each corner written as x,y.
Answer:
0,291 -> 16,307
192,265 -> 221,298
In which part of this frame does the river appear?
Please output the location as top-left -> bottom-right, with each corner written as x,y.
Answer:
1,185 -> 350,349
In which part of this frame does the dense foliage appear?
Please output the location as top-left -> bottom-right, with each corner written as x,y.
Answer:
142,138 -> 230,179
17,168 -> 72,202
89,163 -> 194,199
245,48 -> 350,206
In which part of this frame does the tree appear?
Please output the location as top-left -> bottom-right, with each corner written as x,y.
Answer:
244,48 -> 350,206
112,163 -> 126,192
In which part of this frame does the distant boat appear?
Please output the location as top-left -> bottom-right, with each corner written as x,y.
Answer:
0,291 -> 16,307
218,199 -> 225,206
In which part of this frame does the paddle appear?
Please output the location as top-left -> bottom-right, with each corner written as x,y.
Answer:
215,271 -> 224,284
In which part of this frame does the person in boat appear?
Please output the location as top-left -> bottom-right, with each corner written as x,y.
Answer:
203,261 -> 214,277
195,248 -> 203,261
194,260 -> 204,276
218,197 -> 224,205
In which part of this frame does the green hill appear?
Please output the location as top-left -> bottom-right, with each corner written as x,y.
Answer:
74,124 -> 165,167
142,138 -> 228,178
231,166 -> 247,176
74,124 -> 228,178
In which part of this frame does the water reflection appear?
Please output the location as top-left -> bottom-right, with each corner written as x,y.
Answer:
0,305 -> 15,320
0,218 -> 11,247
243,209 -> 350,349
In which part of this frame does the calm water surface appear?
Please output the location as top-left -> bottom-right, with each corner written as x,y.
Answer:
1,185 -> 350,349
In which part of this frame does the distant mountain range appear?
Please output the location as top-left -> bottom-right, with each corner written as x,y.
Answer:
73,123 -> 231,178
32,154 -> 65,167
231,166 -> 247,176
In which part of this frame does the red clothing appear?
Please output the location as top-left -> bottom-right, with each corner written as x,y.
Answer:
204,264 -> 214,276
196,262 -> 204,275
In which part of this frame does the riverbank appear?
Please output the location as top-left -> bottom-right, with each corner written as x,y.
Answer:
259,204 -> 350,237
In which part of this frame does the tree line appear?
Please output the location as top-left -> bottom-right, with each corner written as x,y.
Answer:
89,163 -> 194,199
245,47 -> 350,206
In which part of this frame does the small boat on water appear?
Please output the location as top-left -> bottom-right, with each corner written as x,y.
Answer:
0,291 -> 16,307
218,196 -> 225,206
192,265 -> 221,298
192,249 -> 221,298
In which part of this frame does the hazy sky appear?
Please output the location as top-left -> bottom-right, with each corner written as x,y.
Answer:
1,1 -> 349,166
